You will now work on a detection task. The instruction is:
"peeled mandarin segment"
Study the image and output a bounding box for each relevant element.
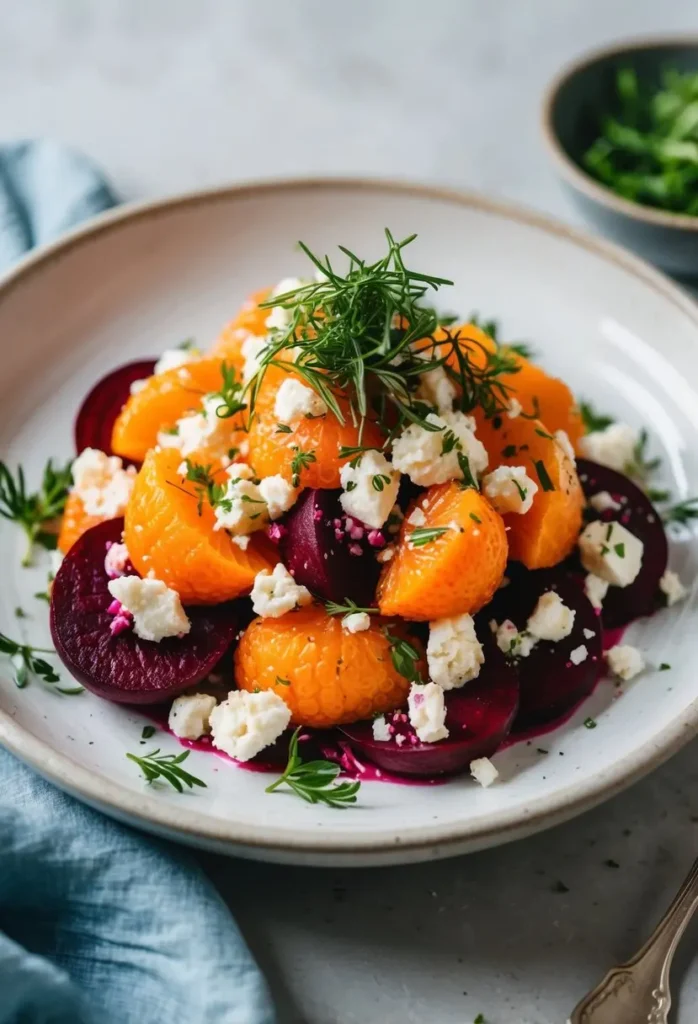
[234,606,418,728]
[124,448,274,604]
[111,359,228,464]
[247,372,384,489]
[208,287,273,366]
[474,414,583,569]
[377,483,508,621]
[57,491,106,555]
[498,353,585,448]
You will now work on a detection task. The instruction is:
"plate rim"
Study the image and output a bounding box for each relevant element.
[1,174,698,858]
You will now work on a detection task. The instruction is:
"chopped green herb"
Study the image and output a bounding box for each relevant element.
[290,446,317,488]
[579,400,614,434]
[265,726,360,808]
[179,459,226,515]
[473,1015,487,1024]
[513,479,528,502]
[457,452,478,490]
[141,725,156,740]
[648,487,671,503]
[276,423,293,434]
[441,428,461,455]
[614,542,625,558]
[534,427,554,440]
[408,526,450,547]
[552,880,570,894]
[533,459,555,492]
[209,362,247,420]
[624,428,660,484]
[469,512,482,524]
[501,444,517,457]
[325,599,378,617]
[662,497,698,526]
[660,662,671,671]
[14,607,26,619]
[345,480,357,492]
[584,717,597,729]
[385,630,422,684]
[126,748,206,792]
[338,444,378,460]
[605,859,620,869]
[275,676,291,687]
[0,459,72,566]
[0,631,81,694]
[371,473,392,492]
[178,337,197,351]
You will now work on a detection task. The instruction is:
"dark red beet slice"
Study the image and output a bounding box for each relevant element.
[576,459,668,627]
[50,517,236,704]
[340,633,519,777]
[279,488,380,605]
[75,360,156,456]
[485,564,603,729]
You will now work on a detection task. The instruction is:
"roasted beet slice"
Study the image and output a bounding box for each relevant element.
[340,634,519,777]
[486,564,603,729]
[279,488,380,605]
[576,459,668,627]
[50,517,236,704]
[75,360,156,456]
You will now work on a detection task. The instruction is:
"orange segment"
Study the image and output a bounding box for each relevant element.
[209,287,272,367]
[235,605,421,727]
[57,492,106,554]
[124,448,274,604]
[377,484,508,621]
[248,370,385,489]
[111,359,228,464]
[474,413,583,569]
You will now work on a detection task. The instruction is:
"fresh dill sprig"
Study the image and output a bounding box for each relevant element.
[209,362,247,420]
[468,313,536,360]
[579,400,614,434]
[325,599,379,617]
[265,727,360,808]
[290,446,317,487]
[126,748,207,792]
[179,459,226,514]
[662,496,698,525]
[0,631,82,694]
[0,459,72,566]
[249,232,516,432]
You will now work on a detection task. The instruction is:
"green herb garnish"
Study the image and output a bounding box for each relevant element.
[0,631,81,694]
[179,459,226,514]
[385,630,422,683]
[624,428,661,484]
[584,717,597,729]
[290,446,317,488]
[408,526,450,547]
[0,459,72,566]
[660,663,671,671]
[325,599,379,617]
[265,726,360,808]
[533,459,555,492]
[579,400,614,434]
[208,362,247,420]
[141,725,156,740]
[127,748,206,792]
[662,497,698,525]
[274,676,291,687]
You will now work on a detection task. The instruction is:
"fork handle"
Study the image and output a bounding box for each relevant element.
[628,855,698,981]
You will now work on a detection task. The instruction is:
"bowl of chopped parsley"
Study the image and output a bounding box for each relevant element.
[542,37,698,278]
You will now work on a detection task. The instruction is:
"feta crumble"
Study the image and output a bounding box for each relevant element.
[482,465,538,515]
[372,715,391,742]
[413,359,457,414]
[274,377,328,424]
[583,627,596,640]
[584,572,609,610]
[526,591,575,642]
[168,693,217,740]
[391,410,488,487]
[241,334,270,382]
[578,520,644,587]
[588,490,623,514]
[606,644,645,681]
[342,611,371,633]
[407,506,427,527]
[154,346,200,376]
[470,757,499,788]
[71,447,137,518]
[554,429,575,464]
[251,563,312,618]
[264,277,307,332]
[104,542,130,579]
[107,576,191,642]
[569,644,588,665]
[214,477,268,535]
[659,569,687,607]
[493,619,536,658]
[506,397,523,419]
[210,689,291,761]
[578,423,638,473]
[407,682,449,743]
[339,449,400,529]
[226,462,255,481]
[175,393,238,459]
[426,613,484,690]
[258,475,298,520]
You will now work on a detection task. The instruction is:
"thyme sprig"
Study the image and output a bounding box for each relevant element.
[0,631,82,694]
[662,497,698,525]
[408,526,451,547]
[325,599,379,617]
[126,748,206,792]
[265,727,360,808]
[0,459,72,566]
[177,459,226,515]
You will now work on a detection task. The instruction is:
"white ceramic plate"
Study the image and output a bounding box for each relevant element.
[1,179,697,867]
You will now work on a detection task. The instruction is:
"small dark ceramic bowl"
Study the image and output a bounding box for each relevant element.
[542,37,698,279]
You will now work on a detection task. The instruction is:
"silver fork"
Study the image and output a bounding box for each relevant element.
[569,856,698,1023]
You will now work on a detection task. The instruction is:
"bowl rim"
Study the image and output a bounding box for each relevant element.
[541,34,698,232]
[2,174,698,860]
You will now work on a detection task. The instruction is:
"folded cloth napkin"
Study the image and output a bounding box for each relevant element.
[0,140,276,1024]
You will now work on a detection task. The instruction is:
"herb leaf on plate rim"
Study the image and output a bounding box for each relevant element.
[265,726,361,808]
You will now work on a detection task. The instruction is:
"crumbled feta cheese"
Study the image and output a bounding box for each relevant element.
[104,542,130,579]
[506,397,523,419]
[569,644,588,665]
[342,611,371,633]
[274,377,328,424]
[71,447,137,518]
[107,576,191,642]
[407,506,427,527]
[251,563,312,618]
[232,535,250,550]
[482,465,538,515]
[214,477,268,535]
[494,619,536,658]
[372,715,391,742]
[426,613,484,690]
[606,644,645,681]
[659,569,687,607]
[584,572,609,610]
[583,627,596,640]
[470,757,499,787]
[241,334,270,382]
[226,462,255,481]
[391,410,489,487]
[154,346,200,376]
[258,475,298,520]
[130,378,147,395]
[578,423,638,473]
[414,361,457,414]
[175,393,237,459]
[168,693,217,740]
[588,490,623,513]
[50,550,64,576]
[554,429,576,464]
[264,277,308,332]
[407,682,449,743]
[527,591,575,642]
[339,449,400,529]
[578,520,644,587]
[376,544,395,563]
[210,689,291,761]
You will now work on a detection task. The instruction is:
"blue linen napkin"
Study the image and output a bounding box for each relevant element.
[0,140,276,1024]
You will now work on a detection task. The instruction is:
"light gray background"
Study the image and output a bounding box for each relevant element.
[4,2,698,1021]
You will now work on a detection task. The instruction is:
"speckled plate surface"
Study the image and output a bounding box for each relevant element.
[1,178,697,867]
